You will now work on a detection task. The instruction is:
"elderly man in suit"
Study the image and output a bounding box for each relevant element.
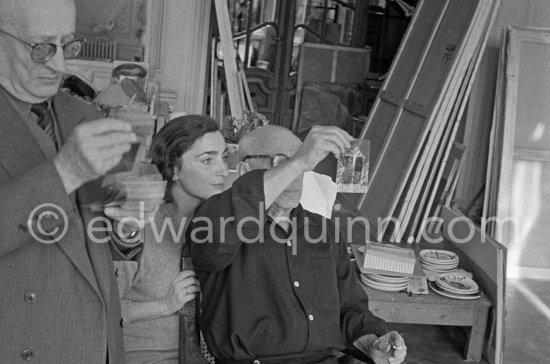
[0,0,138,362]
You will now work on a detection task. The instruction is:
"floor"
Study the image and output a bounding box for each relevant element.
[364,278,550,364]
[502,278,550,363]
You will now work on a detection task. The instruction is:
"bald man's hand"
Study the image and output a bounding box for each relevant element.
[54,118,137,194]
[354,331,407,364]
[291,125,353,171]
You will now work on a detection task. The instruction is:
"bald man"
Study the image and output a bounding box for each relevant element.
[0,0,135,362]
[189,125,407,364]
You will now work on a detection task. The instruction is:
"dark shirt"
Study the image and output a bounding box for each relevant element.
[188,169,387,361]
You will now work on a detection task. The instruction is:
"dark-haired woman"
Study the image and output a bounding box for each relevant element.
[117,114,228,363]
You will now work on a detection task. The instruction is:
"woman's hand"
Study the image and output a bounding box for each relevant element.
[163,270,201,313]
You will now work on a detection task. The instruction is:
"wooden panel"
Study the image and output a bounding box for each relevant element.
[361,110,427,240]
[335,49,371,84]
[483,28,508,231]
[406,0,478,109]
[438,206,506,364]
[298,46,334,83]
[368,299,476,326]
[332,194,376,244]
[514,35,550,150]
[214,0,245,119]
[421,142,466,236]
[296,43,371,85]
[361,0,450,164]
[366,100,399,165]
[388,0,487,228]
[408,0,500,241]
[356,0,491,241]
[495,27,550,244]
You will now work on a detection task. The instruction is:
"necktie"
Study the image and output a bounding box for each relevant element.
[31,102,58,150]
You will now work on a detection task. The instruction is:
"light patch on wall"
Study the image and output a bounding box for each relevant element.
[530,122,546,142]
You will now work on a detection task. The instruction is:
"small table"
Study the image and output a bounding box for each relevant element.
[362,284,491,361]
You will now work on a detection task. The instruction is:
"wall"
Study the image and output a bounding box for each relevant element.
[74,0,147,61]
[144,0,212,114]
[71,0,212,114]
[456,0,550,279]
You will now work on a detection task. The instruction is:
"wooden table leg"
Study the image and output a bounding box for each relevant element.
[465,305,490,361]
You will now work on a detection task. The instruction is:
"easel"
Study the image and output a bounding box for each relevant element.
[212,0,255,123]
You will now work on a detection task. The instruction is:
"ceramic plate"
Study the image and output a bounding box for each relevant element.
[429,282,482,300]
[421,265,457,273]
[420,265,458,273]
[364,273,409,284]
[420,249,459,263]
[437,273,479,293]
[363,280,408,292]
[361,275,408,288]
[436,280,478,295]
[420,258,459,266]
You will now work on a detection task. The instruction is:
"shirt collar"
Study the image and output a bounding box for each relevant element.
[266,204,321,229]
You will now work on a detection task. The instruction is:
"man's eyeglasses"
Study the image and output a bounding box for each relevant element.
[242,154,289,167]
[0,28,85,63]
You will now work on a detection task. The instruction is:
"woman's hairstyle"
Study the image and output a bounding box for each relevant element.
[149,114,220,182]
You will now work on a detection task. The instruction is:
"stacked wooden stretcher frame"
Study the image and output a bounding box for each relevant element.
[483,27,550,243]
[356,0,501,243]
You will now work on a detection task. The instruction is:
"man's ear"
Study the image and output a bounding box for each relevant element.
[237,161,251,176]
[172,167,180,181]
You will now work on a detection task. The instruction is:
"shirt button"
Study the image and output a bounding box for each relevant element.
[20,348,33,361]
[293,281,300,287]
[24,290,38,303]
[308,314,314,321]
[286,240,292,247]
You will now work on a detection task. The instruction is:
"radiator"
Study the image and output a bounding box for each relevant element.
[79,38,117,61]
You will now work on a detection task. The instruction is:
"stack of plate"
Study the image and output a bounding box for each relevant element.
[360,273,409,292]
[429,272,482,299]
[419,249,459,273]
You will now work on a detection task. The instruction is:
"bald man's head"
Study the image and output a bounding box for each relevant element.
[238,125,302,161]
[0,1,18,29]
[238,125,304,211]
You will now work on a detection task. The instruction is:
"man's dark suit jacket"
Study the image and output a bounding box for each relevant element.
[0,87,124,363]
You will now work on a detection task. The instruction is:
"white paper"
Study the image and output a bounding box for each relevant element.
[300,171,337,219]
